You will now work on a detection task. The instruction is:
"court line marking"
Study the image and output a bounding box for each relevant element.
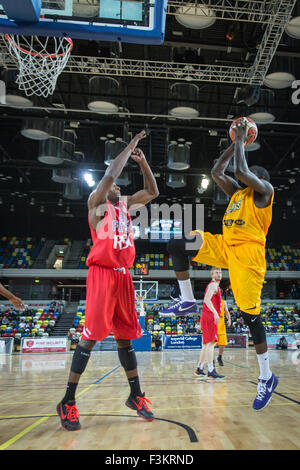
[0,413,198,444]
[0,365,121,451]
[92,365,120,384]
[0,417,48,451]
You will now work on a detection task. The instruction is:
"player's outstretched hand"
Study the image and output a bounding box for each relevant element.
[9,295,26,311]
[131,147,146,165]
[129,130,147,152]
[232,119,247,142]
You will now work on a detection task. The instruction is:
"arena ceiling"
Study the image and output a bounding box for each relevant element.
[0,0,300,236]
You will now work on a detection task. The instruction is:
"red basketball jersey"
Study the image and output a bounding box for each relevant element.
[86,200,135,269]
[202,281,222,317]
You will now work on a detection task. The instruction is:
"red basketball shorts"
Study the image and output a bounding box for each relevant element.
[200,312,218,344]
[82,265,142,342]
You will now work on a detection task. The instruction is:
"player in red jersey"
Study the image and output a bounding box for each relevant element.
[57,130,159,430]
[194,267,226,379]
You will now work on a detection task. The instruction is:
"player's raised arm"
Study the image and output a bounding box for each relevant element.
[203,282,220,324]
[88,130,147,211]
[233,121,273,198]
[0,282,25,310]
[127,148,159,210]
[211,142,241,197]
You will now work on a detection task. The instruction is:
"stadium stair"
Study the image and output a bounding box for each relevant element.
[51,302,78,337]
[31,240,56,268]
[62,240,86,269]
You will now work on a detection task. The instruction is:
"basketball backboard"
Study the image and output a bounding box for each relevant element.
[133,279,158,302]
[0,0,168,44]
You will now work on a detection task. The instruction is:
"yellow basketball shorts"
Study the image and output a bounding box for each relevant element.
[217,333,227,346]
[191,230,266,316]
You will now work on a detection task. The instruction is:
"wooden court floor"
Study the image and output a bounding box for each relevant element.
[0,348,299,450]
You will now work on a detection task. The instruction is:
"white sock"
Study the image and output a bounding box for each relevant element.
[257,351,272,381]
[178,279,195,302]
[198,362,204,370]
[208,363,214,373]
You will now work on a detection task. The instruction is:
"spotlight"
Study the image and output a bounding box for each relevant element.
[83,172,95,188]
[201,176,210,189]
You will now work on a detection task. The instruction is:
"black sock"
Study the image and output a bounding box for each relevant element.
[128,376,142,398]
[62,382,78,404]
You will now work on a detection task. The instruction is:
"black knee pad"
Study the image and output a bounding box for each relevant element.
[167,238,183,255]
[241,312,266,345]
[70,344,91,375]
[167,238,192,272]
[118,345,137,371]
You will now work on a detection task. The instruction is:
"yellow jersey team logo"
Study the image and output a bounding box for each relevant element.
[225,197,244,216]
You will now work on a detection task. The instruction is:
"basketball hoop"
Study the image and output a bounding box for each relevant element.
[136,295,146,316]
[4,34,73,98]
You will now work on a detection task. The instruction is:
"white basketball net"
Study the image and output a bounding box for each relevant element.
[4,34,73,98]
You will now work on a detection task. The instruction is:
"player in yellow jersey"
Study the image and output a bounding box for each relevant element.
[216,297,231,367]
[162,120,278,411]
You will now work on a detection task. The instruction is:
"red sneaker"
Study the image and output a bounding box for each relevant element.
[57,400,81,431]
[125,393,154,421]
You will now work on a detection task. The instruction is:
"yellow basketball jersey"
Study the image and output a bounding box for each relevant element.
[217,300,226,335]
[222,187,274,246]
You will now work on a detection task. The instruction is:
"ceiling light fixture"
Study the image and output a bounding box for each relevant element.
[175,5,216,30]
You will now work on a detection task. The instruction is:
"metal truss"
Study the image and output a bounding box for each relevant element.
[249,0,298,83]
[167,0,293,24]
[0,0,297,86]
[48,57,252,84]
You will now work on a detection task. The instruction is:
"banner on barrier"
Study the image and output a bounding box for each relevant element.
[266,333,298,350]
[21,337,68,353]
[163,335,202,350]
[226,334,248,349]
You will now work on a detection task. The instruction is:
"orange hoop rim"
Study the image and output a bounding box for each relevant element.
[136,296,145,301]
[4,34,73,59]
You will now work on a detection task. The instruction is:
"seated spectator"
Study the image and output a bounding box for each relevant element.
[154,334,162,351]
[291,284,299,299]
[1,315,9,325]
[18,320,26,329]
[276,336,288,350]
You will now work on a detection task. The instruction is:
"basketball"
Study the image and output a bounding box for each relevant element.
[229,116,258,146]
